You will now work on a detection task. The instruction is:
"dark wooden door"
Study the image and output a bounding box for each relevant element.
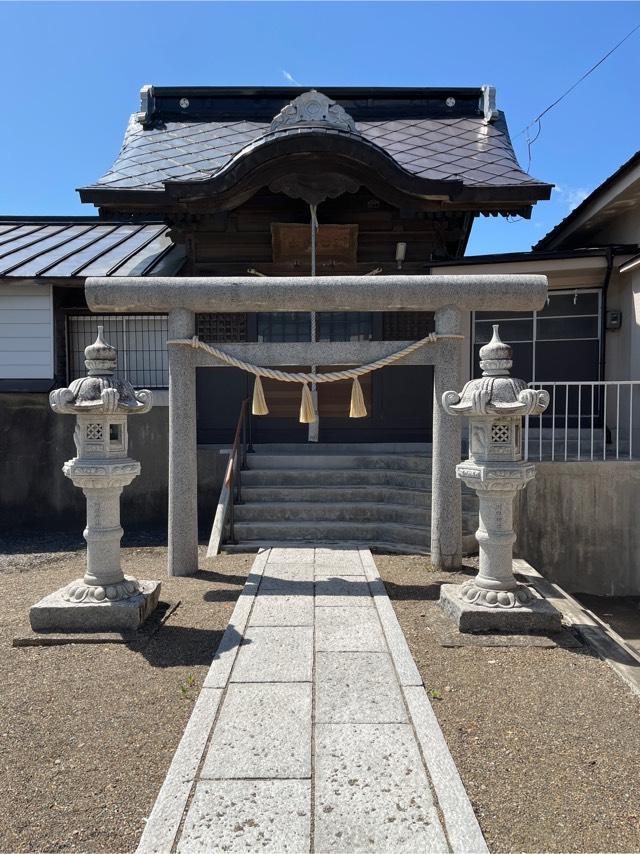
[319,365,433,442]
[196,364,433,444]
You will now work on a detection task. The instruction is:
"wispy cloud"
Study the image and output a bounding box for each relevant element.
[554,184,591,213]
[281,69,300,85]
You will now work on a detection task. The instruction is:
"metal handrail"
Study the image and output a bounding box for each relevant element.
[207,398,251,555]
[225,398,251,544]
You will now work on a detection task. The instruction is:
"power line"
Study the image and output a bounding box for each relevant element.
[516,21,640,141]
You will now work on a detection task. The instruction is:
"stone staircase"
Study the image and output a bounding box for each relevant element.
[224,443,478,554]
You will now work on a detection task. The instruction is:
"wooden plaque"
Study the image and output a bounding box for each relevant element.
[271,223,358,267]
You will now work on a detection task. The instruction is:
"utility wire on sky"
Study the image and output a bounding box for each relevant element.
[517,20,640,176]
[506,20,640,224]
[517,20,640,143]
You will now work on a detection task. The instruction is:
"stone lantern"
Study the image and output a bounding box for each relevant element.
[30,327,161,632]
[438,325,560,632]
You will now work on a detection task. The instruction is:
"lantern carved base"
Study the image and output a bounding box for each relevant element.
[459,580,534,608]
[61,575,142,603]
[439,583,562,634]
[29,579,161,633]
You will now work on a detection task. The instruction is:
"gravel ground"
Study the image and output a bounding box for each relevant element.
[0,541,252,854]
[376,554,640,854]
[2,543,640,854]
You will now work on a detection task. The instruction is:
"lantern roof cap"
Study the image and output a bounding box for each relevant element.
[49,327,152,416]
[442,324,549,418]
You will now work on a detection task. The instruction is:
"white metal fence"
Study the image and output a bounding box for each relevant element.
[524,381,640,461]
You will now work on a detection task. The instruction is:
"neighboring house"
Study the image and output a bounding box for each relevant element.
[430,151,640,595]
[2,84,638,593]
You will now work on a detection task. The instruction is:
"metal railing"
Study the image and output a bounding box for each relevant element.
[524,381,640,462]
[207,398,252,555]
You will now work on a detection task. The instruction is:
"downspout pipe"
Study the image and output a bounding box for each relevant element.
[599,247,614,383]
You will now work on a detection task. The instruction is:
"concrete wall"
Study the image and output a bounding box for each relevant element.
[0,394,228,535]
[516,461,640,596]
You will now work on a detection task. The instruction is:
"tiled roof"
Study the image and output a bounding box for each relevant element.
[81,87,549,199]
[0,220,184,278]
[86,113,544,193]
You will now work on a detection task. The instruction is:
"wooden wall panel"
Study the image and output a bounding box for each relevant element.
[260,369,310,418]
[317,370,372,419]
[175,187,466,274]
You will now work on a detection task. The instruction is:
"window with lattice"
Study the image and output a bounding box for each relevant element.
[491,423,511,444]
[197,313,247,343]
[383,312,434,341]
[86,423,103,441]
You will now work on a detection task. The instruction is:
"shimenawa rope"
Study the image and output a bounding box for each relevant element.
[168,333,462,423]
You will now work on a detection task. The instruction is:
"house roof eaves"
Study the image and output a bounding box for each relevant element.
[534,150,640,250]
[429,245,637,268]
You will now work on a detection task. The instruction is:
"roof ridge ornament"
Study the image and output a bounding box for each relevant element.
[481,84,498,124]
[270,90,357,134]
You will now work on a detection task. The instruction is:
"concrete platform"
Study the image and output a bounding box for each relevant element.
[439,582,562,634]
[136,547,488,854]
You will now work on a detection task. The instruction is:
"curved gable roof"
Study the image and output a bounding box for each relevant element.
[79,86,551,213]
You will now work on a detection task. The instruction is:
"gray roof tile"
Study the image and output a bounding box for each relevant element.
[83,109,545,193]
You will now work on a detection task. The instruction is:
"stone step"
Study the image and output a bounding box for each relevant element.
[220,443,479,557]
[235,501,482,527]
[232,520,430,548]
[246,454,432,472]
[224,536,478,556]
[223,539,431,555]
[241,467,433,489]
[249,442,433,454]
[240,485,479,511]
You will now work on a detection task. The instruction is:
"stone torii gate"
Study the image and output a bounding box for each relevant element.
[85,274,547,576]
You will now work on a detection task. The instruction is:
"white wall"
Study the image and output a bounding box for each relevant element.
[0,283,53,379]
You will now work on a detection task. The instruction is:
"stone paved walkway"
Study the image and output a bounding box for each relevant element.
[137,547,487,853]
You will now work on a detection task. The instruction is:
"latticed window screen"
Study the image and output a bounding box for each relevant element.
[257,313,312,342]
[86,423,103,441]
[383,312,434,341]
[491,424,511,444]
[197,313,247,343]
[67,314,168,388]
[257,312,373,343]
[317,313,373,342]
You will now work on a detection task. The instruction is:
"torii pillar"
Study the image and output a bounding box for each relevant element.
[431,306,463,570]
[168,308,199,576]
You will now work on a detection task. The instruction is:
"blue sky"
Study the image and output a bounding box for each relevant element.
[1,1,638,254]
